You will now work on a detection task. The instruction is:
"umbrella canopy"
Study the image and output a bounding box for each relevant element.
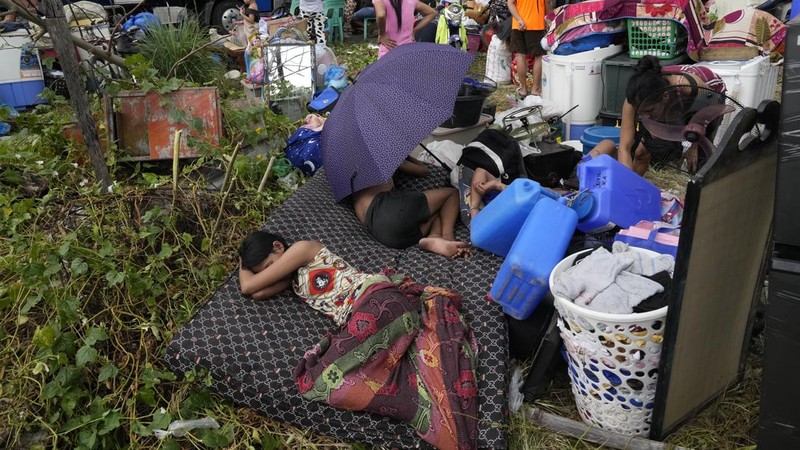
[321,43,474,202]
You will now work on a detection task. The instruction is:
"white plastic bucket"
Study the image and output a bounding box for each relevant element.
[542,45,624,133]
[695,56,780,109]
[550,247,668,437]
[541,54,551,100]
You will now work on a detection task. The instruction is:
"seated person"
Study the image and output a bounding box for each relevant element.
[352,156,470,258]
[2,0,38,22]
[350,4,375,34]
[591,55,726,175]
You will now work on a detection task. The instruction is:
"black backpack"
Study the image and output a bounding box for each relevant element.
[457,128,526,184]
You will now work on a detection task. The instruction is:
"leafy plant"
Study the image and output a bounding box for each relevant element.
[136,19,225,84]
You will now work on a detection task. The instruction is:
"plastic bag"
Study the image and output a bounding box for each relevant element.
[485,35,511,84]
[153,417,220,440]
[285,127,322,175]
[324,65,348,91]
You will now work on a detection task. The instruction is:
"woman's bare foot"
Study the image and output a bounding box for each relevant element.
[419,237,470,258]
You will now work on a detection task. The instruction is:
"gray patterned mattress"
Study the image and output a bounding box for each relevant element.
[164,167,508,448]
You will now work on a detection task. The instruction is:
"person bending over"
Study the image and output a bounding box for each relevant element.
[353,156,469,258]
[590,56,726,175]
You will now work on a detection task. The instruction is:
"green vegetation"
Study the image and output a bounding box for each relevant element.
[0,37,761,449]
[136,19,226,84]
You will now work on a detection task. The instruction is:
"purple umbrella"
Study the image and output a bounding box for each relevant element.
[321,42,474,202]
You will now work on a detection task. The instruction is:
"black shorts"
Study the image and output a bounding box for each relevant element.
[510,29,546,56]
[364,190,431,249]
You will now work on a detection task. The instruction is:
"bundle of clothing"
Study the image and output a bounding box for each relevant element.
[294,272,479,450]
[551,242,675,314]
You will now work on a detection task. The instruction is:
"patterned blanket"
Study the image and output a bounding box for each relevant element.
[545,0,786,59]
[703,8,786,57]
[294,274,479,450]
[546,0,707,56]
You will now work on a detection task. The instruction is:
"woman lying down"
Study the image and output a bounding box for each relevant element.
[238,230,479,450]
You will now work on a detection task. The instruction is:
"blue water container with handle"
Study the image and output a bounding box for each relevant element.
[490,197,578,320]
[470,178,561,257]
[577,154,661,233]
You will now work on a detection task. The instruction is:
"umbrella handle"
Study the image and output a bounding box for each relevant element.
[419,143,452,172]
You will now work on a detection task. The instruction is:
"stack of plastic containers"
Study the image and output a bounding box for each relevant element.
[471,179,579,319]
[472,155,663,320]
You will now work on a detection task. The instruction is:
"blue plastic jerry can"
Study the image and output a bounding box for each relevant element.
[577,155,661,233]
[470,178,560,257]
[490,197,578,320]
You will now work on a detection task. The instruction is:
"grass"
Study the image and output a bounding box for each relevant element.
[0,41,763,450]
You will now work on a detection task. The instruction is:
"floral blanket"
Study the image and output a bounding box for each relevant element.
[294,274,479,450]
[703,8,786,57]
[546,0,706,55]
[545,0,785,60]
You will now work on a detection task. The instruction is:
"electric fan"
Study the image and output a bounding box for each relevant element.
[635,84,743,173]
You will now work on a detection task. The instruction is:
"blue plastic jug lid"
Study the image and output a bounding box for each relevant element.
[559,191,594,219]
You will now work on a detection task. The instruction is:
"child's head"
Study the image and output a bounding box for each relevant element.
[239,230,289,272]
[626,55,669,109]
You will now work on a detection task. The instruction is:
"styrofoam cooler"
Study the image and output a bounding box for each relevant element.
[0,30,45,109]
[695,56,780,108]
[542,45,624,140]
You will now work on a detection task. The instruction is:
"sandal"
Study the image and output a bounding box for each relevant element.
[515,87,528,101]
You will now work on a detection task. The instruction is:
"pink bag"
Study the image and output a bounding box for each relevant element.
[615,221,680,258]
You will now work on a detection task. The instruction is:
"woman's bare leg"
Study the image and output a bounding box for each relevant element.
[419,188,460,241]
[632,143,651,176]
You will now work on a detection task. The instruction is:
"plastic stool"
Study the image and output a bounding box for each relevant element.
[363,16,374,40]
[324,0,345,43]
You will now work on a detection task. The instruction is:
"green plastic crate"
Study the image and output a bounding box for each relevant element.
[627,19,687,59]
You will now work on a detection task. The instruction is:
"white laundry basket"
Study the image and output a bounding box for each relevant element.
[550,248,668,437]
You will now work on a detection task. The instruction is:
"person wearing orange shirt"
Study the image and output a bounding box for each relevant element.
[507,0,551,98]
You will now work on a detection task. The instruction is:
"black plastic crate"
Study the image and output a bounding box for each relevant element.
[597,110,622,127]
[602,52,691,116]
